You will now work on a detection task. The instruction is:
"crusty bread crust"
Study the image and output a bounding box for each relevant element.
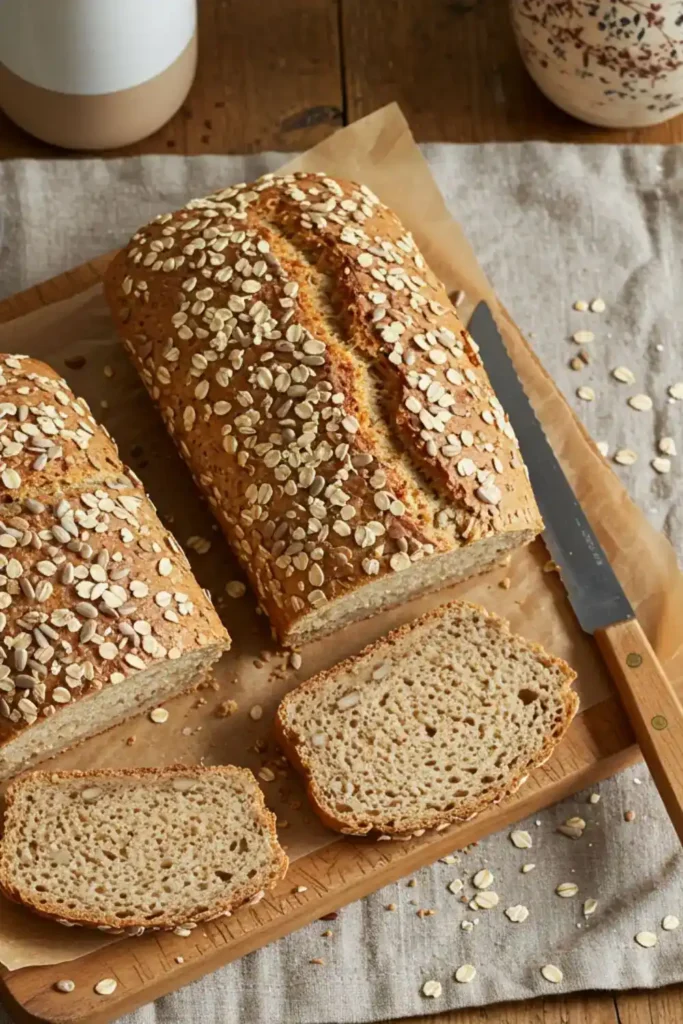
[0,764,288,932]
[275,599,578,835]
[105,173,542,646]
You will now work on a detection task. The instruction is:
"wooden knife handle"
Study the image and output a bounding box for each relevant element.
[595,618,683,843]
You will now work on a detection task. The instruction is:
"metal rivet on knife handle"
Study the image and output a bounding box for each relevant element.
[626,653,643,668]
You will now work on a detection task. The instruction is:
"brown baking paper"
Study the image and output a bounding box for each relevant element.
[1,103,682,972]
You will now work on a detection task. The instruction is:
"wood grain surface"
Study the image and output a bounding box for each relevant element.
[0,1,681,1022]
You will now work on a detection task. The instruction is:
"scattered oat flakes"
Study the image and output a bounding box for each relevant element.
[612,366,635,385]
[628,394,653,412]
[295,885,308,893]
[461,919,474,932]
[566,816,586,830]
[652,457,671,475]
[614,449,638,466]
[322,929,333,938]
[505,904,529,923]
[455,964,477,984]
[578,348,591,365]
[573,330,594,344]
[499,576,511,589]
[583,898,598,917]
[573,300,589,312]
[473,869,494,889]
[668,382,683,401]
[589,793,601,804]
[453,289,466,307]
[590,298,606,313]
[422,979,442,998]
[440,854,458,865]
[635,931,657,948]
[175,956,184,964]
[94,978,117,996]
[541,964,563,984]
[510,829,532,849]
[215,699,238,718]
[407,879,416,888]
[624,810,636,822]
[258,767,275,782]
[290,651,302,670]
[522,863,536,873]
[596,441,609,457]
[310,958,325,966]
[55,980,75,993]
[103,365,114,378]
[474,891,499,910]
[149,707,169,724]
[174,927,192,937]
[226,580,246,598]
[556,882,579,898]
[249,704,263,721]
[577,386,595,402]
[386,903,397,911]
[570,357,584,371]
[658,437,676,456]
[448,879,464,894]
[662,915,679,931]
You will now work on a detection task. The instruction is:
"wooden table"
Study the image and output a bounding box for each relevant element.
[0,3,681,1024]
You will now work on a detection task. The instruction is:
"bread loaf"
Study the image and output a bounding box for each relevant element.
[0,764,287,931]
[105,173,542,646]
[0,354,230,780]
[275,600,577,835]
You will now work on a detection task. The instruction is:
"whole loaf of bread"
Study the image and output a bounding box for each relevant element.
[105,173,542,646]
[0,354,230,779]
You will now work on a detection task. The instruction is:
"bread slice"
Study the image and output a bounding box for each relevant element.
[276,601,578,835]
[0,765,288,932]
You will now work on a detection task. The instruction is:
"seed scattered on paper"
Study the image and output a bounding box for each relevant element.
[662,916,680,931]
[149,708,168,724]
[541,964,563,984]
[628,394,653,412]
[556,882,579,898]
[522,863,536,873]
[448,879,464,894]
[658,437,676,456]
[583,898,598,917]
[455,964,477,984]
[570,356,584,371]
[461,919,474,932]
[510,830,532,849]
[589,793,601,804]
[440,854,457,865]
[422,980,442,998]
[668,382,683,400]
[577,386,595,402]
[573,299,589,311]
[473,869,494,890]
[614,449,638,466]
[175,956,184,964]
[596,441,609,457]
[590,298,606,313]
[573,330,595,344]
[635,931,658,948]
[624,810,636,822]
[612,366,635,385]
[651,457,671,474]
[505,904,530,923]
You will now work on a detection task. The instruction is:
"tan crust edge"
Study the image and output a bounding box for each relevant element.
[275,599,579,835]
[0,763,288,932]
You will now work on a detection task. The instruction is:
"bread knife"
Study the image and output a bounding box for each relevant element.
[469,300,683,842]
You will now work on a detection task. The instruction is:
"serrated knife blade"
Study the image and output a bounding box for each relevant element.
[468,300,683,844]
[468,301,633,634]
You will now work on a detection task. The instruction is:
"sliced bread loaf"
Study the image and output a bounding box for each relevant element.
[0,765,288,932]
[275,601,578,835]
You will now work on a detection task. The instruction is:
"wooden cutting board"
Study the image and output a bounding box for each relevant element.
[0,258,642,1024]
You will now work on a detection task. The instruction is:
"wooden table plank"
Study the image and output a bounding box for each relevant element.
[0,0,343,157]
[341,0,683,145]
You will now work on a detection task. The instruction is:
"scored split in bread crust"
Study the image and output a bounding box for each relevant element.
[0,354,230,778]
[0,764,288,932]
[275,600,578,835]
[105,173,543,646]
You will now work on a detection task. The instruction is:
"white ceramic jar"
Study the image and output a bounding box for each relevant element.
[0,0,197,150]
[511,0,683,129]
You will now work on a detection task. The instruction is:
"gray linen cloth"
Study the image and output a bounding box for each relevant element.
[0,145,681,1023]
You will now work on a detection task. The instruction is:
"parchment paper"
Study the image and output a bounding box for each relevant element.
[0,104,682,973]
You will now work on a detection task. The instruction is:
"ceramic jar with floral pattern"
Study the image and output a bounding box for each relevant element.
[511,1,683,128]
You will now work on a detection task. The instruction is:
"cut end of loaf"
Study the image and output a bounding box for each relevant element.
[276,600,578,835]
[0,764,288,931]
